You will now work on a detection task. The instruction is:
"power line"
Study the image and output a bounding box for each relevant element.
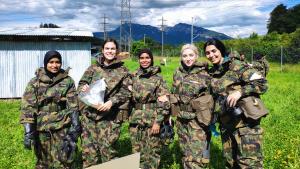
[120,0,132,52]
[100,14,109,40]
[158,16,167,57]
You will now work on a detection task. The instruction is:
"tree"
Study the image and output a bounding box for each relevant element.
[267,4,288,34]
[131,41,149,58]
[286,28,300,63]
[40,23,60,28]
[43,23,49,28]
[268,4,300,34]
[287,4,300,33]
[249,32,259,39]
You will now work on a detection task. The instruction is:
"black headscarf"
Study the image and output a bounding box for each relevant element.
[43,50,62,78]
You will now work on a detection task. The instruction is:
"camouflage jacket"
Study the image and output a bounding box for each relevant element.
[172,62,211,119]
[20,68,78,132]
[209,57,268,113]
[252,57,269,77]
[78,58,132,121]
[130,66,170,125]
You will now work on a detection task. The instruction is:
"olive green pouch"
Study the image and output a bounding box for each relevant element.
[191,94,214,126]
[170,94,180,116]
[239,96,268,120]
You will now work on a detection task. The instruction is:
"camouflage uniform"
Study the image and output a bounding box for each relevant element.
[78,58,131,168]
[252,57,269,77]
[172,62,211,169]
[129,66,170,169]
[20,68,78,169]
[209,57,268,169]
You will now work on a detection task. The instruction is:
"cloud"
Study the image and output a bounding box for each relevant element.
[0,0,296,37]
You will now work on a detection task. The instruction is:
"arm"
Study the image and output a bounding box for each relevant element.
[110,73,132,106]
[66,79,81,141]
[20,78,38,150]
[155,77,171,124]
[240,67,268,96]
[77,66,94,92]
[227,65,268,107]
[20,78,37,124]
[98,73,132,111]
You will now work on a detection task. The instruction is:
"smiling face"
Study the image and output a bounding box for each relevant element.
[139,52,152,69]
[181,48,198,67]
[102,42,117,64]
[205,45,223,65]
[46,57,61,74]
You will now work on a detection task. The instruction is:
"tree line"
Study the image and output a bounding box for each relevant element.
[268,4,300,34]
[130,3,300,63]
[39,23,60,28]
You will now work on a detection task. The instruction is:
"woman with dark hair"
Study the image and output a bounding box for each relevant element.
[171,44,213,168]
[129,48,170,169]
[20,50,80,168]
[204,38,268,168]
[78,38,132,168]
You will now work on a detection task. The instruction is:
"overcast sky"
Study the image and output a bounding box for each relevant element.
[0,0,298,38]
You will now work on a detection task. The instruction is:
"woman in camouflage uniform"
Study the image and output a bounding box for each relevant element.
[204,38,268,168]
[20,50,80,169]
[129,48,170,169]
[172,44,213,169]
[78,38,132,168]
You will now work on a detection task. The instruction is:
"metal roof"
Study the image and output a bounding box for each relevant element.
[0,28,93,37]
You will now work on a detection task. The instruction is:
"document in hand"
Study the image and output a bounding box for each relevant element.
[79,79,106,106]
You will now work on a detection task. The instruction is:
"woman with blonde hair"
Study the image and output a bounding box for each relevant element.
[171,44,213,168]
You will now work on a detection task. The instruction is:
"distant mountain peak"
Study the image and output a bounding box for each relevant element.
[94,22,232,45]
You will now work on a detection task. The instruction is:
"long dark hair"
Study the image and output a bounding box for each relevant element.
[203,38,228,57]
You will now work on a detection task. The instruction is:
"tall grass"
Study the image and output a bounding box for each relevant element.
[0,57,299,168]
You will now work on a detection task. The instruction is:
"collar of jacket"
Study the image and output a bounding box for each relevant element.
[179,61,208,74]
[210,56,231,76]
[35,67,70,84]
[136,65,161,78]
[97,56,124,69]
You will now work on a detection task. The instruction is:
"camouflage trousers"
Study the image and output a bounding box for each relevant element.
[221,120,264,169]
[176,118,210,169]
[81,115,121,168]
[34,127,72,169]
[129,124,162,169]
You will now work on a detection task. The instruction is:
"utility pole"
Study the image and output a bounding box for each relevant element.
[251,46,254,62]
[159,16,167,57]
[191,17,201,44]
[281,46,283,72]
[191,17,194,44]
[144,34,146,45]
[120,0,132,52]
[101,14,108,40]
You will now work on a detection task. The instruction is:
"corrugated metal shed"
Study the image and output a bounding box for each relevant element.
[0,28,93,37]
[0,28,93,98]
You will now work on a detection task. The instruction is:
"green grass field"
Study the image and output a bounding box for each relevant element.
[0,57,299,169]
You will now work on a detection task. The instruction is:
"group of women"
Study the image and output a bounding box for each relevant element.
[20,37,268,169]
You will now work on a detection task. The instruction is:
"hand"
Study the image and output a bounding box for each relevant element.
[68,111,81,142]
[96,100,113,112]
[60,136,77,163]
[81,84,90,92]
[151,123,160,135]
[23,123,36,150]
[24,133,35,150]
[227,91,242,107]
[158,95,169,103]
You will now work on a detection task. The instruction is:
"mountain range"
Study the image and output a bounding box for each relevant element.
[93,23,232,45]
